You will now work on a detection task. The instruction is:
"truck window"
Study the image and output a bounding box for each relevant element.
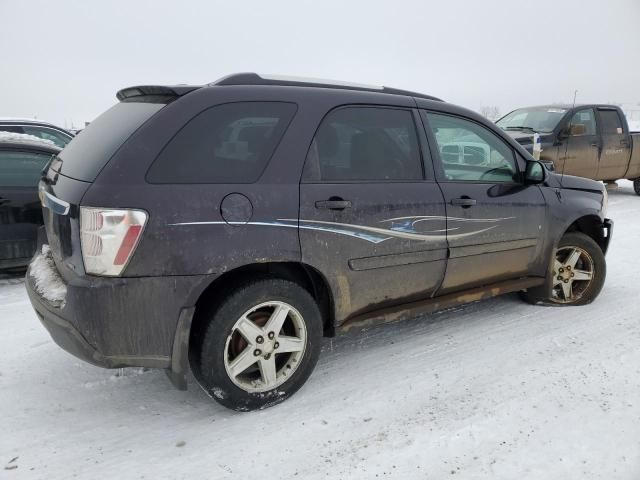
[303,106,424,182]
[569,109,596,136]
[598,110,624,134]
[147,102,296,184]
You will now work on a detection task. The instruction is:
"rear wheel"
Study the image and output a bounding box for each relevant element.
[634,178,640,195]
[521,232,606,306]
[193,278,323,411]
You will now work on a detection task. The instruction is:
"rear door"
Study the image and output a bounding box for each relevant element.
[561,108,600,178]
[299,106,448,323]
[0,149,51,266]
[596,108,631,180]
[421,111,547,293]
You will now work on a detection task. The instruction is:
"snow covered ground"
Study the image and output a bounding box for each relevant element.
[1,181,639,480]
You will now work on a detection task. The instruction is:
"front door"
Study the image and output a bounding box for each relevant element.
[0,149,50,266]
[421,111,547,293]
[596,108,631,180]
[299,106,448,323]
[560,108,600,178]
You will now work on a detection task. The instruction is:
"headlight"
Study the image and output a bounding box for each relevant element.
[602,186,608,217]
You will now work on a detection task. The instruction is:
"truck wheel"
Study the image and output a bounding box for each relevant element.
[634,178,640,195]
[194,278,322,411]
[521,232,606,306]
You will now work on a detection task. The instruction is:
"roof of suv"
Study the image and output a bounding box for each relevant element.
[116,72,443,103]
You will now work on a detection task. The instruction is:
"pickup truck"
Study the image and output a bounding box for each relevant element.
[496,104,640,194]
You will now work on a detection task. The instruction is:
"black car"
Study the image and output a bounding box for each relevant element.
[26,73,612,411]
[0,138,60,270]
[0,119,74,149]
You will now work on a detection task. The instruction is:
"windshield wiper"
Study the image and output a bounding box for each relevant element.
[503,126,538,133]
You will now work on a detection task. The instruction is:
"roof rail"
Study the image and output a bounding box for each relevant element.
[210,73,443,102]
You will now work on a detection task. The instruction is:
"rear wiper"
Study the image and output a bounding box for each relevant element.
[504,126,537,133]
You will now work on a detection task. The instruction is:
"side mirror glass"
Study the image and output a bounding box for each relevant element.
[525,160,546,184]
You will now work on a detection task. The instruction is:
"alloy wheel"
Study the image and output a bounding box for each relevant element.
[552,246,595,303]
[224,301,307,393]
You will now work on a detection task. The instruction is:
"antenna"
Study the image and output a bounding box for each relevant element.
[560,89,578,184]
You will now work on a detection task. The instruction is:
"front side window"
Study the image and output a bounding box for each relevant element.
[0,150,52,187]
[598,109,624,134]
[147,102,297,184]
[425,112,518,183]
[304,107,423,182]
[568,109,596,136]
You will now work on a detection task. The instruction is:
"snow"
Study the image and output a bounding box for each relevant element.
[27,245,67,307]
[0,131,57,148]
[1,181,639,479]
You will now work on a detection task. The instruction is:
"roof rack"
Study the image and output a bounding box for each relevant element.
[210,73,443,102]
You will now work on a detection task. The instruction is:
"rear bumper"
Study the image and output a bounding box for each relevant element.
[27,279,160,369]
[602,218,614,255]
[25,246,207,379]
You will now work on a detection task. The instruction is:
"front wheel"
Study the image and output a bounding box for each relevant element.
[634,178,640,195]
[521,232,606,306]
[194,278,323,411]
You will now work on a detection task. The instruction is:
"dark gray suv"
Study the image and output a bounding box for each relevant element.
[26,73,613,411]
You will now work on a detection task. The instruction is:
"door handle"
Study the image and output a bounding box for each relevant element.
[590,142,600,148]
[450,197,476,208]
[0,197,9,206]
[315,198,352,210]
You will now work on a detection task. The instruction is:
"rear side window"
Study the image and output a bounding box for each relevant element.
[0,150,52,187]
[598,110,624,134]
[303,107,423,182]
[57,101,165,182]
[147,102,297,184]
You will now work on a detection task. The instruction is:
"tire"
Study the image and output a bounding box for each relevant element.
[193,278,323,411]
[521,232,606,306]
[634,178,640,196]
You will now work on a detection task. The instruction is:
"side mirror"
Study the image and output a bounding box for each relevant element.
[569,123,586,136]
[525,160,546,184]
[557,126,568,139]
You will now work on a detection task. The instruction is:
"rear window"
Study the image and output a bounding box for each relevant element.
[146,102,296,184]
[57,101,165,182]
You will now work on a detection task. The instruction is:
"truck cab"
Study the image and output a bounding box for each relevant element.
[496,104,640,191]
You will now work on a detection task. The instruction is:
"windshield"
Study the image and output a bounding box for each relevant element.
[496,107,567,133]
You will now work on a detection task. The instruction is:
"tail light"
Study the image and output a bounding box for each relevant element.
[80,207,148,276]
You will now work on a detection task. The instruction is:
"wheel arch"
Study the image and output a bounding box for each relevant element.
[562,214,607,252]
[188,262,336,357]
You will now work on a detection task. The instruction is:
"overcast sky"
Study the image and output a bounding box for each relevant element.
[1,0,639,128]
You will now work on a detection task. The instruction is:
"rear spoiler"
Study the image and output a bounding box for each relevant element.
[116,85,201,101]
